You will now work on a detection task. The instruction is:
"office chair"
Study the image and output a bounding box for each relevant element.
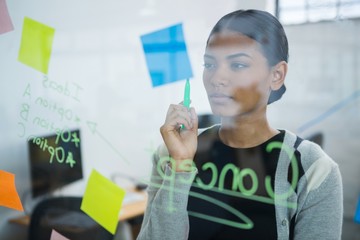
[197,114,221,129]
[28,196,113,240]
[305,132,324,147]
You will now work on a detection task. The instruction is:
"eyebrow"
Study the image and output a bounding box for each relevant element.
[204,54,215,60]
[204,52,252,60]
[227,52,252,60]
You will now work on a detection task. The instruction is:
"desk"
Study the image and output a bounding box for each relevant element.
[9,190,147,226]
[119,190,147,221]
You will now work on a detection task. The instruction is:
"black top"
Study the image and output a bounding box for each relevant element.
[188,126,288,240]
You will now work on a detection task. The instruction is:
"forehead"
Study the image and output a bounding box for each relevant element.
[206,31,262,55]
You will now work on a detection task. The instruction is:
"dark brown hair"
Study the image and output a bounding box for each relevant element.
[207,9,288,104]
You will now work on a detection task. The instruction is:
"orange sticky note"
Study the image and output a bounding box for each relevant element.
[18,17,55,74]
[80,169,126,234]
[0,0,14,34]
[50,230,70,240]
[0,170,24,211]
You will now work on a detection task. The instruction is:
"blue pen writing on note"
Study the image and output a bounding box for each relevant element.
[181,79,190,129]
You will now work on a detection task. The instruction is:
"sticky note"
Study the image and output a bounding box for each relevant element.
[0,0,14,34]
[18,17,55,74]
[355,195,360,224]
[50,230,69,240]
[0,170,24,211]
[141,23,193,87]
[80,169,126,234]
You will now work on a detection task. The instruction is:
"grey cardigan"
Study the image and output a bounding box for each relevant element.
[137,129,343,240]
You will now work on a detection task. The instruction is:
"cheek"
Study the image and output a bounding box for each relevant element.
[233,70,272,97]
[232,84,262,106]
[202,71,211,91]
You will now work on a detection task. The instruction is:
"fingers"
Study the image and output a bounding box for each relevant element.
[178,100,192,105]
[189,107,198,130]
[163,104,196,131]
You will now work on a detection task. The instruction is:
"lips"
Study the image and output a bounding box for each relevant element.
[209,92,232,103]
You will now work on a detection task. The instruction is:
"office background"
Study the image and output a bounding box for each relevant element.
[0,0,359,239]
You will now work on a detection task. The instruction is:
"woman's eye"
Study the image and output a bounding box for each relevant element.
[230,62,247,70]
[203,63,216,70]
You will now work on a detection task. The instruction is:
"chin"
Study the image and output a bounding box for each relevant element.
[210,104,243,117]
[210,103,260,118]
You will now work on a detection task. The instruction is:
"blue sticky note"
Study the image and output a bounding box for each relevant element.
[141,23,193,87]
[355,195,360,224]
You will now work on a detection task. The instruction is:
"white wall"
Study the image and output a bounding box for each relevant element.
[239,18,360,239]
[272,19,360,238]
[2,0,359,239]
[0,0,269,239]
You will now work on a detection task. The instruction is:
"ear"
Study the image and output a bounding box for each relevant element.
[270,61,287,91]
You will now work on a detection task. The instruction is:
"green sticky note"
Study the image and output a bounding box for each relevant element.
[18,17,55,74]
[80,169,126,235]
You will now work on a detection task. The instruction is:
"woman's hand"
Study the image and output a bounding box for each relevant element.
[160,103,198,172]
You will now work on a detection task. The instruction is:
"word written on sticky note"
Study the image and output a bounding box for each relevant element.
[0,0,14,34]
[50,230,70,240]
[81,169,126,234]
[18,17,55,74]
[0,170,24,211]
[140,23,193,87]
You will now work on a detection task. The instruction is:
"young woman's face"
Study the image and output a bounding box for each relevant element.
[203,31,273,117]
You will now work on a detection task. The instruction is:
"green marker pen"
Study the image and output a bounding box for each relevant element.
[181,79,190,129]
[183,78,191,108]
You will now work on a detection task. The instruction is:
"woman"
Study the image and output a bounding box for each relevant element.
[137,9,343,240]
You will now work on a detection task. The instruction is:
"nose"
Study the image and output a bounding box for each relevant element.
[207,63,230,88]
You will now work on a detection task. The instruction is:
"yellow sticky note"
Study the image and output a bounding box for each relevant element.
[80,169,125,235]
[18,17,55,74]
[0,170,24,211]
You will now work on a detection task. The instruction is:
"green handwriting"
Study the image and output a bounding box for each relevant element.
[18,77,82,139]
[151,140,299,229]
[29,128,80,168]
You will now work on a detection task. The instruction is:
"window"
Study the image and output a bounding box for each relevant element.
[278,0,360,24]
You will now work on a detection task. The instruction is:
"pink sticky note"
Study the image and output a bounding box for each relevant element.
[50,230,70,240]
[0,170,24,211]
[0,0,14,34]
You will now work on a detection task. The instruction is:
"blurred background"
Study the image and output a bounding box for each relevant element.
[0,0,359,239]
